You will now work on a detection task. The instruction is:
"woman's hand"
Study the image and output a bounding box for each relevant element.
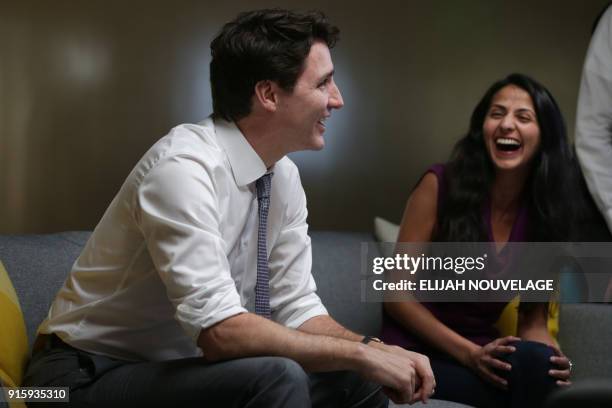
[518,319,571,386]
[466,336,520,390]
[549,344,572,386]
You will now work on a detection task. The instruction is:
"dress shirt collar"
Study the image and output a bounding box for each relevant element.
[213,117,268,187]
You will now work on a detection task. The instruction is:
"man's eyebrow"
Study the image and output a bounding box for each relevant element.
[318,69,335,82]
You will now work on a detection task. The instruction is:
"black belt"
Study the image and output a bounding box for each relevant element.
[32,333,70,354]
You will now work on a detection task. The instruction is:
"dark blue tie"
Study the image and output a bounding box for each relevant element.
[255,173,273,318]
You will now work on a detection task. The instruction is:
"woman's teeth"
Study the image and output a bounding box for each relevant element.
[495,138,521,151]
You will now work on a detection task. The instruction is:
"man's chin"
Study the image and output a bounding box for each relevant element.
[308,135,325,151]
[312,140,325,151]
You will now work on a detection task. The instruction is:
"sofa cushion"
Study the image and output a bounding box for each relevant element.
[0,230,382,343]
[544,378,612,407]
[0,259,28,403]
[0,232,91,345]
[558,303,612,381]
[374,217,399,252]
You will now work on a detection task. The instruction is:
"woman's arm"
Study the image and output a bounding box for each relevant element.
[384,173,480,366]
[386,173,523,389]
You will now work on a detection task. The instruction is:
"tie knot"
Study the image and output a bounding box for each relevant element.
[256,173,273,199]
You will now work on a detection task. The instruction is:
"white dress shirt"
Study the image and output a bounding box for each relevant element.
[576,5,612,233]
[39,117,328,361]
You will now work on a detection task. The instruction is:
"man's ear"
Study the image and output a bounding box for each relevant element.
[253,80,279,112]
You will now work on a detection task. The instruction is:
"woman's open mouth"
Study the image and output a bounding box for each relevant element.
[495,137,521,152]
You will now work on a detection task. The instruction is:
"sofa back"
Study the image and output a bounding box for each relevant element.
[0,230,383,345]
[310,231,382,336]
[558,303,612,380]
[0,232,89,344]
[2,231,611,384]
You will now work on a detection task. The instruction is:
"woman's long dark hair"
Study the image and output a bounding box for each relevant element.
[436,73,583,242]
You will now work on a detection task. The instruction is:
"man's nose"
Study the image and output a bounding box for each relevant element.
[329,80,344,109]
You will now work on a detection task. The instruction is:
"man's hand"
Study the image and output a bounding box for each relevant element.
[200,313,434,404]
[298,316,435,403]
[359,342,435,404]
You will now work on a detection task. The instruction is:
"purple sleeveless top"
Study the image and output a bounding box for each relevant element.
[380,164,529,351]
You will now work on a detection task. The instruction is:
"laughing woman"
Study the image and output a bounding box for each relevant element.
[381,74,578,408]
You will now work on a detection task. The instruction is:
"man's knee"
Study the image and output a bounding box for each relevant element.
[269,356,309,384]
[248,357,310,404]
[337,371,387,408]
[310,370,387,408]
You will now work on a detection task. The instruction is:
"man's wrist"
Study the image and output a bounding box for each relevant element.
[348,341,373,373]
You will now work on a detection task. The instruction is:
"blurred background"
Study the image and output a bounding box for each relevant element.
[1,0,609,233]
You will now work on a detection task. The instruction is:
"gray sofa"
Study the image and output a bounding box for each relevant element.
[1,230,611,407]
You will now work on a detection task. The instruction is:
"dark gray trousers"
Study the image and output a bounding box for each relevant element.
[23,336,388,408]
[429,340,558,408]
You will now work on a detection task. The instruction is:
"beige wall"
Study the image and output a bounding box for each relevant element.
[1,0,608,233]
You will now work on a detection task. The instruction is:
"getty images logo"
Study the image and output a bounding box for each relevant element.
[372,253,488,275]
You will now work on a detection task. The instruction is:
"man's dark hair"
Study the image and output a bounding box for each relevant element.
[210,9,339,121]
[591,2,611,34]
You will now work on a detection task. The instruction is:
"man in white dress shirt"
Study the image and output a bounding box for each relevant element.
[576,4,612,235]
[24,9,434,407]
[575,3,612,301]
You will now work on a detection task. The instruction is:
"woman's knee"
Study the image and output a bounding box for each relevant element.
[504,340,556,387]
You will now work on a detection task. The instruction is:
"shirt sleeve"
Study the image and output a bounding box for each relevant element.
[268,165,328,328]
[576,6,612,233]
[136,154,247,342]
